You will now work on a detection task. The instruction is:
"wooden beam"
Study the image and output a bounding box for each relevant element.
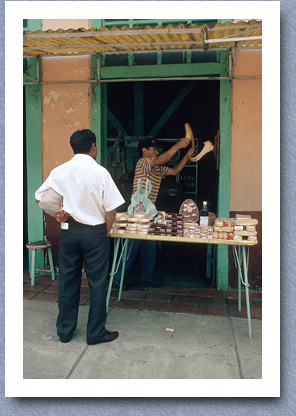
[148,81,196,137]
[24,47,234,58]
[25,58,43,269]
[107,108,129,138]
[134,82,144,136]
[230,42,243,79]
[216,74,232,290]
[101,62,223,80]
[23,74,39,84]
[204,36,262,44]
[91,55,108,166]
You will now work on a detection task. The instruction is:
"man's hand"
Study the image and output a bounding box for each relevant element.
[187,146,198,159]
[56,209,70,223]
[152,137,190,168]
[176,137,191,149]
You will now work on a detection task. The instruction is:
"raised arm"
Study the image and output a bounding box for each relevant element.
[151,138,190,168]
[166,147,193,176]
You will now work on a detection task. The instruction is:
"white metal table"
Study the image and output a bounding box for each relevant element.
[107,233,258,337]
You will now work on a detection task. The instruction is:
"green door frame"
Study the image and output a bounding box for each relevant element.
[25,63,44,269]
[91,55,107,165]
[217,79,231,289]
[100,62,223,80]
[216,51,231,289]
[91,19,219,28]
[148,81,197,137]
[24,19,43,269]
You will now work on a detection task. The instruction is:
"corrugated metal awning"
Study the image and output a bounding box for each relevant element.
[23,20,262,57]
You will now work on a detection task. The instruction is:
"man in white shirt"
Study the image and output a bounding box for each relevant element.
[35,129,125,345]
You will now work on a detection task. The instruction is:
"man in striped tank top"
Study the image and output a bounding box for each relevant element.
[113,136,193,290]
[133,137,191,203]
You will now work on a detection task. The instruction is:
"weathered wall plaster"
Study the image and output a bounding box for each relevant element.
[42,56,91,179]
[230,49,262,211]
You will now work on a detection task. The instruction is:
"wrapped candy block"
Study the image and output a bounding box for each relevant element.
[111,213,153,235]
[234,213,258,226]
[213,215,258,242]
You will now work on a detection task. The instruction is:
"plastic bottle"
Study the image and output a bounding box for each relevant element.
[200,201,209,226]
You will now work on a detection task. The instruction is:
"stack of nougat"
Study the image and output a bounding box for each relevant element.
[213,218,234,240]
[213,215,258,242]
[148,212,183,237]
[125,214,152,235]
[233,214,258,242]
[183,223,214,239]
[111,213,152,235]
[165,213,183,237]
[111,212,129,234]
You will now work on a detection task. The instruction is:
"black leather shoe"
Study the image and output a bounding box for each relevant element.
[59,334,73,343]
[87,330,119,346]
[112,280,129,291]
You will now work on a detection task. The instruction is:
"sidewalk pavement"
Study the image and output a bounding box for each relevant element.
[23,299,262,380]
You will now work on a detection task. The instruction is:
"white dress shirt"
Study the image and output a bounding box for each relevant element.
[35,154,125,226]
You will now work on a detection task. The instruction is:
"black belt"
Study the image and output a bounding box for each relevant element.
[67,217,105,229]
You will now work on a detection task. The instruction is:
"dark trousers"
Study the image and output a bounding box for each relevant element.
[56,219,110,343]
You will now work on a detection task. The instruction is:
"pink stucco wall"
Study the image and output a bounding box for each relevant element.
[230,49,262,211]
[42,56,91,179]
[41,20,92,179]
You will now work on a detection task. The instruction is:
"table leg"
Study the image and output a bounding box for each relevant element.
[242,246,252,338]
[106,237,121,312]
[118,239,135,301]
[232,245,252,338]
[238,246,242,311]
[30,249,36,286]
[233,246,243,311]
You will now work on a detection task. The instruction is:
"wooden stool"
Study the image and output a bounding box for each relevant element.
[26,240,56,286]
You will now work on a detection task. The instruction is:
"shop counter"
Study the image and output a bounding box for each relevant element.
[107,232,258,338]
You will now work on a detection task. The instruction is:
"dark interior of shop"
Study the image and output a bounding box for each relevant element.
[107,80,220,287]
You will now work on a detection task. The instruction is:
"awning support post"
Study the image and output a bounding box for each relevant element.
[230,41,243,80]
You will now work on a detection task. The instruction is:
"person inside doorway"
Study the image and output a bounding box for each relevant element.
[113,136,192,290]
[35,129,125,345]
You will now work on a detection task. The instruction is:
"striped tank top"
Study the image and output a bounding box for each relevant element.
[132,157,169,203]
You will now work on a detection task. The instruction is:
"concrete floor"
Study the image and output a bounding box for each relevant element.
[23,299,262,380]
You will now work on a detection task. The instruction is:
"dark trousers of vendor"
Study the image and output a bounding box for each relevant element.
[114,239,156,284]
[56,219,110,344]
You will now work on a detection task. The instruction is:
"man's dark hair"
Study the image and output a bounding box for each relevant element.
[70,129,96,154]
[137,137,157,158]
